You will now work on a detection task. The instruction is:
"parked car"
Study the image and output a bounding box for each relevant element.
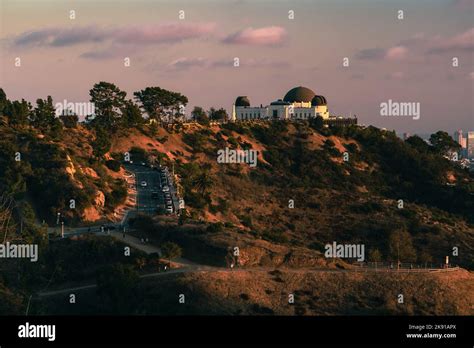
[140,181,147,187]
[166,200,172,205]
[162,186,170,192]
[166,206,173,214]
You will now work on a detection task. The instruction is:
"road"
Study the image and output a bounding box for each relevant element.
[123,163,179,214]
[126,164,162,213]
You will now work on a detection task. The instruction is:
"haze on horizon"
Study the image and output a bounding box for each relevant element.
[0,0,472,134]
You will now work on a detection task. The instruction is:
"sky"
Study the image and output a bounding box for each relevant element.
[0,0,472,134]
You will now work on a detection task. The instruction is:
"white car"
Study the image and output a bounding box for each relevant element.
[162,186,169,192]
[166,206,173,214]
[140,181,147,187]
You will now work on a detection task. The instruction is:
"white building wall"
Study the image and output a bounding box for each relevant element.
[268,105,291,120]
[234,101,330,121]
[290,107,314,120]
[235,107,267,120]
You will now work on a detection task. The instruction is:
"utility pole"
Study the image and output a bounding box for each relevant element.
[397,230,400,271]
[61,221,64,239]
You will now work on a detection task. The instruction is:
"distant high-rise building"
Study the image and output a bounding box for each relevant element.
[467,131,474,159]
[454,130,467,149]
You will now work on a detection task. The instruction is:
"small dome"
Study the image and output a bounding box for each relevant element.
[235,96,250,107]
[311,95,327,106]
[283,86,316,103]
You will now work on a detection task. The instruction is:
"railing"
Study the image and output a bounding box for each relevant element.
[350,262,459,272]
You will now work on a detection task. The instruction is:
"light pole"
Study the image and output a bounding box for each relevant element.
[61,221,64,238]
[25,294,32,315]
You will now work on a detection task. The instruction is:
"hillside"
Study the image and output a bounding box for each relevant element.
[1,119,473,267]
[1,114,473,315]
[105,121,474,270]
[36,267,474,316]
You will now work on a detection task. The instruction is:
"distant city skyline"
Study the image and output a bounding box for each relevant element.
[0,0,472,134]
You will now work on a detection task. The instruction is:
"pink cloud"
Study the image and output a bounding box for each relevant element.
[385,46,408,60]
[429,27,474,53]
[167,57,290,70]
[168,57,208,69]
[223,26,287,46]
[115,23,216,44]
[12,23,216,48]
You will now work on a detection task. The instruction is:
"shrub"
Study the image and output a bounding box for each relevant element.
[239,214,253,228]
[157,136,168,144]
[206,222,224,233]
[105,160,121,172]
[262,230,289,244]
[227,136,239,148]
[130,146,148,163]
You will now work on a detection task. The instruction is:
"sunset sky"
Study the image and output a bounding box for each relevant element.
[0,0,472,134]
